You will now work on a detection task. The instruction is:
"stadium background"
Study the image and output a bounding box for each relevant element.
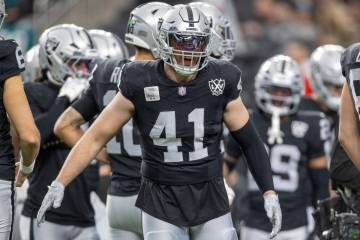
[2,0,359,239]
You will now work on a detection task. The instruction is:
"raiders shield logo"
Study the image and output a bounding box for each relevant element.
[291,120,309,138]
[208,79,225,96]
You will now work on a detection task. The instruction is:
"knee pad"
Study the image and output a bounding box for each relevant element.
[145,230,184,240]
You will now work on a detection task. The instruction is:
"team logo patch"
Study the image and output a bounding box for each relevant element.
[291,120,309,138]
[178,86,186,96]
[144,86,160,101]
[208,78,225,96]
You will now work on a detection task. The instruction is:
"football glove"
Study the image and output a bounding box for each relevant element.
[36,180,65,225]
[58,77,89,102]
[264,193,282,239]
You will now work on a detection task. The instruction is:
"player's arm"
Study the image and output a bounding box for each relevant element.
[56,92,134,187]
[308,156,330,204]
[338,81,360,171]
[4,75,40,186]
[223,96,275,195]
[224,96,281,238]
[54,107,109,164]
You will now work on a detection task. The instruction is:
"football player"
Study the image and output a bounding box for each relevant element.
[53,3,172,240]
[19,24,100,240]
[300,45,345,159]
[299,45,346,237]
[38,5,282,240]
[224,55,330,240]
[339,43,360,172]
[0,1,40,239]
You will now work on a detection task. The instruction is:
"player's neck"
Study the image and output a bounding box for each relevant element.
[134,51,154,61]
[163,63,197,84]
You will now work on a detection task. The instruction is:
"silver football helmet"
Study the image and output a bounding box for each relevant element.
[23,44,41,82]
[125,2,172,58]
[189,2,235,61]
[156,5,212,76]
[255,55,303,116]
[89,29,129,60]
[39,24,98,86]
[310,44,345,112]
[0,0,6,31]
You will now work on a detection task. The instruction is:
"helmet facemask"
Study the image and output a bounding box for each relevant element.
[256,83,301,116]
[45,43,98,86]
[159,30,211,76]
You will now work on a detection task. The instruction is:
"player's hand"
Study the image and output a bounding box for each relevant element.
[224,178,235,205]
[36,180,65,226]
[58,77,89,102]
[264,191,282,239]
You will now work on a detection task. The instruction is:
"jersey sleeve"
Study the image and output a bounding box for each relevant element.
[0,40,25,85]
[118,62,136,103]
[306,114,327,159]
[222,61,242,105]
[72,82,99,121]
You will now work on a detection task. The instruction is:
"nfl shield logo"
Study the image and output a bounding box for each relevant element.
[178,86,186,96]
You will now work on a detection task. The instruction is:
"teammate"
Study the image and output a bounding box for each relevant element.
[0,1,40,239]
[339,43,360,172]
[38,5,281,240]
[225,55,329,240]
[19,24,100,240]
[53,3,172,239]
[300,45,345,159]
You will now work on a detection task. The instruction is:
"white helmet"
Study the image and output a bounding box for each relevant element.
[89,29,129,60]
[310,44,345,112]
[156,5,212,76]
[23,44,41,82]
[125,2,172,58]
[0,0,6,31]
[39,24,98,86]
[189,2,235,61]
[255,55,303,116]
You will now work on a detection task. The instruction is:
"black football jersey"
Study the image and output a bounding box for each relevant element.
[0,39,25,181]
[341,43,360,118]
[225,109,326,231]
[299,97,337,159]
[22,81,95,227]
[119,59,242,226]
[72,58,142,196]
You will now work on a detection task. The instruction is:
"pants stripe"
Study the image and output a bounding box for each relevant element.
[8,181,15,240]
[30,218,34,240]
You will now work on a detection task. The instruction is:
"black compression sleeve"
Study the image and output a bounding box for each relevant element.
[309,168,330,206]
[230,120,274,193]
[35,96,69,145]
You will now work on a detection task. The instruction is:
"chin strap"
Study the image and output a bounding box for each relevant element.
[267,110,284,144]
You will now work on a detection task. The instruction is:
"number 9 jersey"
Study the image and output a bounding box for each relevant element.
[118,58,242,226]
[0,39,25,181]
[225,109,327,232]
